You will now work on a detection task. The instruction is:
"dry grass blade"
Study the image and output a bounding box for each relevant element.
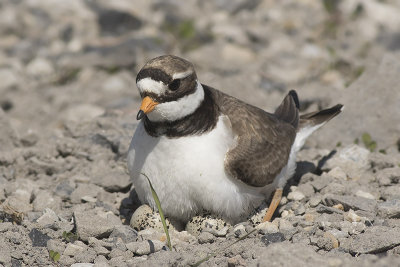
[191,228,257,267]
[141,173,172,251]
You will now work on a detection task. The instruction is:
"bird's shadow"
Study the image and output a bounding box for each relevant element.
[284,150,337,191]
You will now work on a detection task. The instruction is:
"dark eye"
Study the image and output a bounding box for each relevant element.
[168,79,181,91]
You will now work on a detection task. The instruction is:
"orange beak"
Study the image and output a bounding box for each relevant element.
[137,96,159,120]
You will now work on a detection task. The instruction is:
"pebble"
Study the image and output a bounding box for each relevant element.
[381,185,400,200]
[324,194,378,213]
[20,131,39,147]
[328,229,349,239]
[33,190,61,212]
[328,166,347,180]
[54,180,75,199]
[349,226,400,254]
[294,204,306,215]
[278,219,297,239]
[74,209,120,241]
[256,221,279,234]
[261,233,285,247]
[71,264,94,267]
[310,174,332,192]
[0,68,18,90]
[93,245,109,256]
[64,243,87,256]
[227,255,247,267]
[287,191,305,201]
[323,232,339,249]
[376,168,400,185]
[296,183,315,198]
[369,153,397,170]
[323,145,370,171]
[26,57,54,77]
[126,240,164,255]
[332,203,344,211]
[344,209,362,222]
[90,164,132,192]
[316,204,344,214]
[377,199,400,218]
[36,208,59,228]
[308,196,322,207]
[355,189,376,200]
[28,228,51,247]
[94,255,110,266]
[59,255,75,266]
[110,225,138,243]
[197,231,215,244]
[74,247,100,263]
[70,183,103,204]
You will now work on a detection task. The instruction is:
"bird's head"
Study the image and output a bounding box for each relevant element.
[135,55,204,122]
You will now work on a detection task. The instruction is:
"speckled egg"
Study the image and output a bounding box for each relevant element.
[248,201,269,225]
[130,204,178,232]
[185,213,231,236]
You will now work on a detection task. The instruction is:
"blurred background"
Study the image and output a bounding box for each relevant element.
[1,0,400,151]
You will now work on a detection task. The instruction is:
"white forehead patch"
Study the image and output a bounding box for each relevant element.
[137,78,167,95]
[147,81,204,122]
[172,70,193,80]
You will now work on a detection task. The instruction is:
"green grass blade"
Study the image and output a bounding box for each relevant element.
[141,173,172,251]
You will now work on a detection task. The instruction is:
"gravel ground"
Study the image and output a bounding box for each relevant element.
[1,0,400,266]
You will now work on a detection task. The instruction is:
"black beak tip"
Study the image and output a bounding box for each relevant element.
[136,110,145,120]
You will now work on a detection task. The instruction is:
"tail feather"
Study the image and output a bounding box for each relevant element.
[293,104,343,152]
[299,104,343,129]
[275,90,299,128]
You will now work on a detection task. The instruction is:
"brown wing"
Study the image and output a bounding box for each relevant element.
[208,86,298,187]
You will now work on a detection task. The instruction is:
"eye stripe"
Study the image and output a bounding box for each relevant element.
[136,68,171,84]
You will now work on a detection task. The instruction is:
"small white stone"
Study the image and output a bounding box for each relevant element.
[328,167,347,180]
[36,208,59,227]
[280,196,288,205]
[64,243,86,256]
[81,196,97,203]
[281,210,290,218]
[126,240,164,255]
[278,219,294,232]
[256,221,278,234]
[287,191,305,201]
[328,229,349,239]
[344,209,361,222]
[355,190,376,200]
[26,57,53,77]
[0,68,18,89]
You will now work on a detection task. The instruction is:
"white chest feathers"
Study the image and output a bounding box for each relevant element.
[127,116,265,222]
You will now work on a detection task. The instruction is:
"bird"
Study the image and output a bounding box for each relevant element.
[127,55,343,224]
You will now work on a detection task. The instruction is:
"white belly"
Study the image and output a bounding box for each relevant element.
[127,116,266,222]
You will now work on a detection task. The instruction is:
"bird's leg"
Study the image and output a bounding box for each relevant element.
[262,188,283,222]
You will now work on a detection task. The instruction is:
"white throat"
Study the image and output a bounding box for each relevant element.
[147,81,205,122]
